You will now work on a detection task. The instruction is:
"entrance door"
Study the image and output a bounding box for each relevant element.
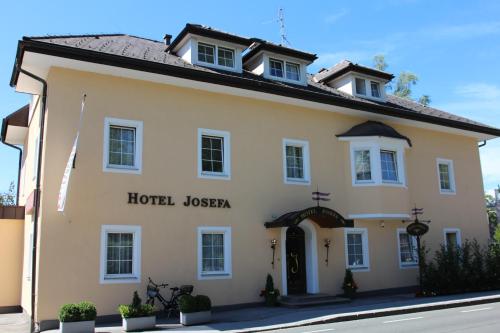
[286,226,307,294]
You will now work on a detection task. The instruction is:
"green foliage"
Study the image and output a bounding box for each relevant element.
[495,225,500,243]
[373,54,388,71]
[342,269,358,298]
[418,95,431,106]
[260,274,280,306]
[118,290,154,318]
[421,239,500,295]
[178,294,212,313]
[0,181,16,206]
[394,72,418,98]
[59,302,97,322]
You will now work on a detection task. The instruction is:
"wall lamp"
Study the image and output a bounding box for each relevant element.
[271,239,278,269]
[324,239,331,266]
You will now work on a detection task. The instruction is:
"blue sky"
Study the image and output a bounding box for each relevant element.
[0,0,499,194]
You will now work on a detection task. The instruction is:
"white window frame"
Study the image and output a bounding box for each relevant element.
[370,81,381,98]
[355,78,367,95]
[341,137,408,188]
[282,138,311,185]
[198,128,231,180]
[197,226,232,280]
[436,158,456,195]
[100,225,141,284]
[443,228,462,248]
[344,228,370,271]
[397,228,418,269]
[269,58,285,78]
[103,117,143,174]
[285,61,301,81]
[352,75,385,101]
[195,41,237,70]
[264,53,307,85]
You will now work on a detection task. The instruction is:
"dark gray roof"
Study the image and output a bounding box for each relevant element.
[337,120,412,146]
[13,34,499,137]
[314,60,394,82]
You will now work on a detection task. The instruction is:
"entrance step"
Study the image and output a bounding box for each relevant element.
[280,293,351,307]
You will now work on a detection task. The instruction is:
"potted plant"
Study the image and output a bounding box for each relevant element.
[118,291,155,332]
[342,269,358,299]
[59,301,96,333]
[259,274,280,306]
[179,294,211,326]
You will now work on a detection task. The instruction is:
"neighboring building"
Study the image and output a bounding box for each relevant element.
[2,23,500,330]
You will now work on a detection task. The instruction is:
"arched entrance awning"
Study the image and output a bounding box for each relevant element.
[265,206,354,229]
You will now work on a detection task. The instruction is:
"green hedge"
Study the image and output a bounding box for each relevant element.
[420,240,500,295]
[118,291,154,318]
[178,295,211,313]
[59,302,97,322]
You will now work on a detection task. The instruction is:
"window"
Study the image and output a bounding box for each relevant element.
[397,229,418,268]
[198,128,231,179]
[103,118,143,174]
[355,78,366,95]
[345,228,369,270]
[437,159,456,194]
[283,139,310,185]
[380,150,398,182]
[371,81,381,98]
[285,62,300,81]
[100,225,141,284]
[197,227,232,279]
[354,150,372,182]
[198,42,215,64]
[217,47,234,68]
[270,58,284,78]
[444,228,462,248]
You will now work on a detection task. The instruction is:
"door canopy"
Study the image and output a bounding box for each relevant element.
[265,206,354,229]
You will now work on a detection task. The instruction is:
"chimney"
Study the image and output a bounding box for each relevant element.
[163,34,172,46]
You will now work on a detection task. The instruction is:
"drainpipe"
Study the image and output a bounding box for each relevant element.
[16,65,47,333]
[478,140,487,148]
[1,141,22,205]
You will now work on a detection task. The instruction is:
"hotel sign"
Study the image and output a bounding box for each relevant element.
[127,192,231,208]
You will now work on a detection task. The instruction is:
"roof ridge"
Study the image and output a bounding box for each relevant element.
[24,33,128,40]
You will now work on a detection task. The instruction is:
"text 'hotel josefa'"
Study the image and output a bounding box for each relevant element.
[1,23,500,330]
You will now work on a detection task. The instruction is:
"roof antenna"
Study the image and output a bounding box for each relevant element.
[278,8,291,46]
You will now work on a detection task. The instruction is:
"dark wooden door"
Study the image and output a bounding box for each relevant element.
[286,226,307,294]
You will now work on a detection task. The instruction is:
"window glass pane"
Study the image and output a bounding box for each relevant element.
[106,232,134,275]
[347,233,364,266]
[399,232,417,264]
[108,126,135,167]
[285,62,300,81]
[270,59,284,78]
[201,135,224,173]
[439,164,451,190]
[285,145,304,179]
[198,43,215,64]
[355,78,366,95]
[201,233,225,272]
[381,150,398,182]
[446,232,458,247]
[217,47,234,68]
[371,81,380,97]
[355,150,371,181]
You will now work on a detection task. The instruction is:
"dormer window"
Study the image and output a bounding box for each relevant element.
[270,58,284,77]
[355,78,366,95]
[286,62,300,81]
[371,81,381,98]
[197,42,235,69]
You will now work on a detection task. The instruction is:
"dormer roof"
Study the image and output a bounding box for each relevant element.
[315,60,394,83]
[166,23,253,53]
[336,120,412,146]
[242,40,317,64]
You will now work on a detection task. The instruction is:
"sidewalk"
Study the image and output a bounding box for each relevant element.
[40,290,500,332]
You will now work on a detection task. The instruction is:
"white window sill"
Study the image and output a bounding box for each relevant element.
[100,276,140,284]
[198,172,231,180]
[399,263,418,269]
[353,181,407,188]
[104,165,141,175]
[439,190,456,195]
[198,272,232,280]
[348,266,370,272]
[285,178,311,186]
[194,60,239,73]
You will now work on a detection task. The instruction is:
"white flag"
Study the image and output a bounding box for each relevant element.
[57,95,86,212]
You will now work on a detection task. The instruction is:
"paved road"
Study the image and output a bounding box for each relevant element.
[275,303,500,333]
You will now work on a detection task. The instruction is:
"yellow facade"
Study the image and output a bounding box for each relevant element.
[0,219,24,307]
[13,66,489,325]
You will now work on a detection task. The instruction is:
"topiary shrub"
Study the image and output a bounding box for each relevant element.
[179,294,212,313]
[118,291,155,318]
[59,302,97,322]
[195,295,211,312]
[342,269,358,298]
[259,274,280,306]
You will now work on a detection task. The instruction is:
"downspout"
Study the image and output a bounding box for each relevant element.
[1,141,22,205]
[478,140,487,148]
[16,65,47,333]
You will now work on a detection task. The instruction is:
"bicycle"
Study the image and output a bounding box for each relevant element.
[145,277,194,318]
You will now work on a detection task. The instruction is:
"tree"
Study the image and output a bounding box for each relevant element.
[486,193,498,238]
[372,55,430,105]
[0,181,16,206]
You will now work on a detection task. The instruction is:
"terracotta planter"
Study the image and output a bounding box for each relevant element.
[59,320,95,333]
[122,316,156,331]
[180,311,211,326]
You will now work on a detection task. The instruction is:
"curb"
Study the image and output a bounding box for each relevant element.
[232,294,500,332]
